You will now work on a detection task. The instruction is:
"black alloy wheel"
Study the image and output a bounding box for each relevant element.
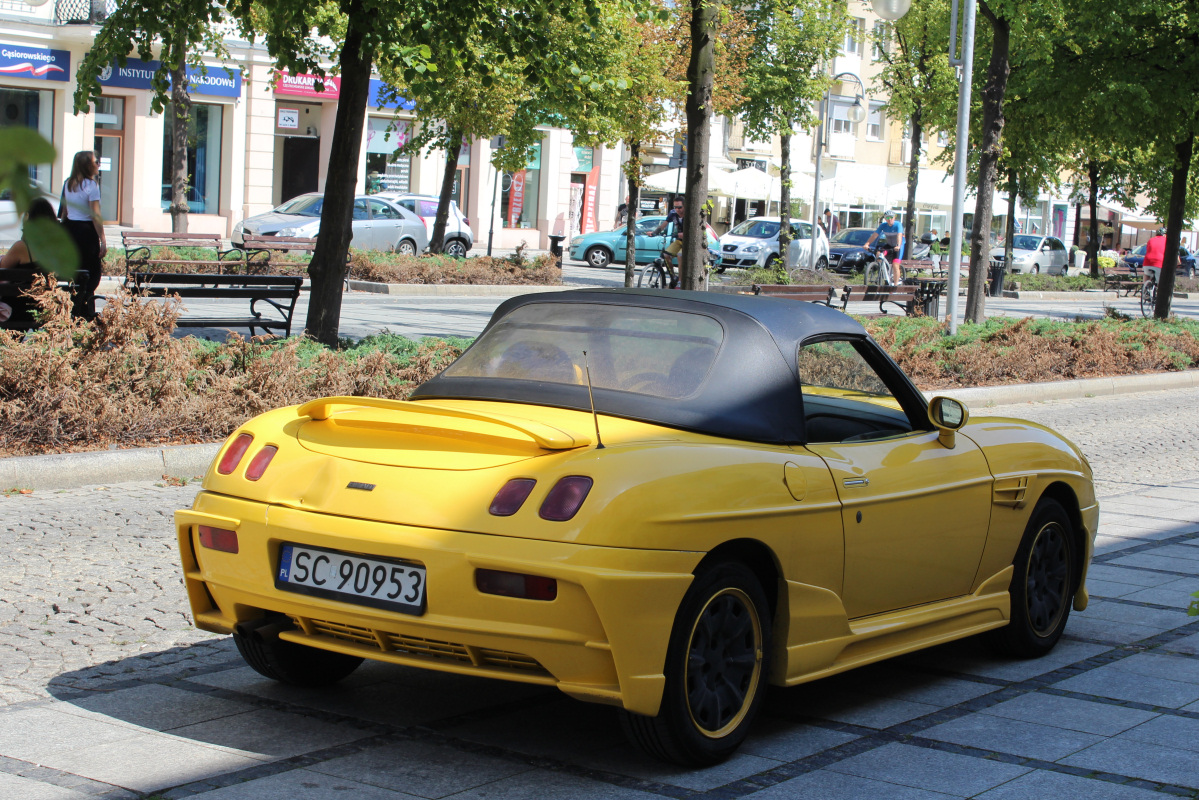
[993,498,1075,658]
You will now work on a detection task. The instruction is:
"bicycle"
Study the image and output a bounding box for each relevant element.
[862,242,899,288]
[637,247,678,289]
[1140,267,1158,318]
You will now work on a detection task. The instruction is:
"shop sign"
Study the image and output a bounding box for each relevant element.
[581,165,600,234]
[573,146,594,173]
[95,57,241,97]
[276,71,340,100]
[277,108,300,129]
[0,44,70,82]
[369,79,415,111]
[507,170,526,228]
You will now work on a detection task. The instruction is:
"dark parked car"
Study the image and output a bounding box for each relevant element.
[827,227,876,274]
[1121,244,1196,278]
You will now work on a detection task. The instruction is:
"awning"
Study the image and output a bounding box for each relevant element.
[642,167,736,197]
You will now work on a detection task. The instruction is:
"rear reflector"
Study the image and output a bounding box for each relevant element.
[198,526,239,553]
[475,569,557,601]
[489,478,536,516]
[539,476,593,521]
[217,433,253,475]
[245,445,278,481]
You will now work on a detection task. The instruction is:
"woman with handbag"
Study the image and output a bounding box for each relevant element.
[59,150,107,319]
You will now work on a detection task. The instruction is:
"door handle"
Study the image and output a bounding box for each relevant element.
[843,478,870,487]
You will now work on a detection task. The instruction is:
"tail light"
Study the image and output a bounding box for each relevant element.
[489,479,536,516]
[539,476,593,521]
[476,569,557,601]
[217,433,253,475]
[198,526,239,553]
[245,446,278,481]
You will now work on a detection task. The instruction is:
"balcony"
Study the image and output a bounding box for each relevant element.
[55,0,114,24]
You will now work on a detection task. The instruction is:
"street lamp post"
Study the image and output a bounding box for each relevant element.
[945,0,976,334]
[810,73,866,271]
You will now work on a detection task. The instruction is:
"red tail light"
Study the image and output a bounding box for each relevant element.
[198,526,239,553]
[217,433,253,475]
[539,476,593,521]
[489,478,536,516]
[476,569,557,601]
[245,446,278,481]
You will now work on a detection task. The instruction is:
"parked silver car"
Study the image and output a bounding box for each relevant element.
[374,193,474,257]
[233,193,429,254]
[989,234,1070,275]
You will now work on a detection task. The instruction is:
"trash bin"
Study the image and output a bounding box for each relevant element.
[547,234,566,261]
[988,261,1005,297]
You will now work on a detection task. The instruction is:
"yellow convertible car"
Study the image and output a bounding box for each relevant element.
[176,289,1097,765]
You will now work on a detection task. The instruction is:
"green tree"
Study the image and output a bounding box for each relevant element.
[74,1,234,233]
[0,129,78,276]
[738,0,846,267]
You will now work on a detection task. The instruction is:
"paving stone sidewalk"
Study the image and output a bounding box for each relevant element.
[1,388,1197,799]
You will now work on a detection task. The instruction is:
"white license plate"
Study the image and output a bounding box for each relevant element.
[276,543,426,615]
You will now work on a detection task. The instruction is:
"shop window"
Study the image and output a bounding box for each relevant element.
[161,102,223,214]
[364,116,411,194]
[0,86,54,188]
[501,141,541,229]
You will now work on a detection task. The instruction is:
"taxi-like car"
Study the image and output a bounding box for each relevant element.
[176,290,1097,766]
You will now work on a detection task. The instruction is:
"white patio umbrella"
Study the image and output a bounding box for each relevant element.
[642,167,736,197]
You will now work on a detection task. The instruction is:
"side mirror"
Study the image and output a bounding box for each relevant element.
[928,396,969,448]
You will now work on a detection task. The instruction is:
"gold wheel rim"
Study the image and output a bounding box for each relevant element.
[684,587,764,739]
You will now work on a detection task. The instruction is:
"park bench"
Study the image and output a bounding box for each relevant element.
[128,272,303,337]
[121,231,246,281]
[751,284,837,306]
[242,234,352,285]
[0,266,89,330]
[1103,263,1142,296]
[839,284,919,316]
[897,259,944,277]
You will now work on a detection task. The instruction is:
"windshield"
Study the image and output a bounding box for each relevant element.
[831,229,873,246]
[444,303,724,400]
[1134,245,1146,256]
[729,219,780,239]
[275,196,323,217]
[1010,235,1042,251]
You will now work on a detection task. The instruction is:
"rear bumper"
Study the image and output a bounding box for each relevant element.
[176,493,701,715]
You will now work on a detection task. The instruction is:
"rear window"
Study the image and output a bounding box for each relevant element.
[417,200,439,217]
[444,303,724,399]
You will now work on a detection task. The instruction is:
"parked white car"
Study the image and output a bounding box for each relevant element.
[716,217,830,273]
[374,193,474,257]
[989,234,1071,275]
[234,193,429,254]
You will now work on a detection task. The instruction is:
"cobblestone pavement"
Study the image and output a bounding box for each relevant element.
[1,389,1198,798]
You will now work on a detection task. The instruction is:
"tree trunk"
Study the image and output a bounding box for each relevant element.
[1155,132,1193,319]
[430,127,463,254]
[1087,160,1100,279]
[169,64,190,234]
[779,127,791,267]
[682,0,717,290]
[624,141,640,288]
[304,19,371,347]
[1002,168,1015,289]
[903,107,922,260]
[964,2,1010,323]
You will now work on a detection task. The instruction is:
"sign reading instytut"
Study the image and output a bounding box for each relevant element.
[0,43,70,82]
[94,56,241,97]
[277,108,300,130]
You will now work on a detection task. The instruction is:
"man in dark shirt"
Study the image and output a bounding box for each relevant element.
[651,196,684,286]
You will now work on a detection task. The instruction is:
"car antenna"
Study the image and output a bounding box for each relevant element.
[582,351,605,449]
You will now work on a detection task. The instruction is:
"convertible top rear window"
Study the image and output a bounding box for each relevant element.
[443,303,724,400]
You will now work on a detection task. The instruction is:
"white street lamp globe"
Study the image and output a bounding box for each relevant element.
[848,99,867,124]
[872,0,911,20]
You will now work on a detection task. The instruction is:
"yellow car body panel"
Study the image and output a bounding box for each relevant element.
[177,393,1096,718]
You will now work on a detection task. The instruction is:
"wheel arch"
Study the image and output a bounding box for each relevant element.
[1036,481,1086,593]
[693,539,783,623]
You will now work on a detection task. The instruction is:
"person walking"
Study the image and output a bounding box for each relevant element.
[823,208,840,237]
[59,150,107,319]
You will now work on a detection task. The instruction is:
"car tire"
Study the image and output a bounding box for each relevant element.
[992,498,1075,658]
[1032,264,1040,274]
[764,255,780,271]
[443,238,467,258]
[816,256,828,271]
[585,246,612,269]
[621,562,771,766]
[395,239,418,257]
[234,617,363,687]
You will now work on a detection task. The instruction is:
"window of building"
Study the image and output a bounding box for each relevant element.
[867,104,885,141]
[872,21,889,60]
[937,130,949,146]
[830,99,859,137]
[501,141,541,229]
[364,116,411,194]
[843,18,865,56]
[0,86,55,188]
[161,102,223,214]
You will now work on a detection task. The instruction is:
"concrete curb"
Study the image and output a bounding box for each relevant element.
[345,280,574,296]
[3,369,1197,492]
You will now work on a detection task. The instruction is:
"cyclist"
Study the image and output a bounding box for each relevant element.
[1142,228,1168,286]
[865,211,905,284]
[650,196,684,288]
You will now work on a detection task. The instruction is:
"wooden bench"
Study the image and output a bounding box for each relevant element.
[242,234,353,285]
[751,284,838,306]
[122,232,246,280]
[129,272,303,337]
[1103,264,1142,296]
[897,259,944,277]
[839,284,918,316]
[0,266,89,330]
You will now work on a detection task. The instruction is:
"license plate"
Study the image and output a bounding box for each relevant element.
[276,543,426,615]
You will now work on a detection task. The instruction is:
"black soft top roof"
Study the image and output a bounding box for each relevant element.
[412,288,871,444]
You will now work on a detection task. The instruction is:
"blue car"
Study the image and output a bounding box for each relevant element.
[569,216,718,268]
[1121,244,1196,277]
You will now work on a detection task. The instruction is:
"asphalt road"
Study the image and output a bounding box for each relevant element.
[1,388,1198,799]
